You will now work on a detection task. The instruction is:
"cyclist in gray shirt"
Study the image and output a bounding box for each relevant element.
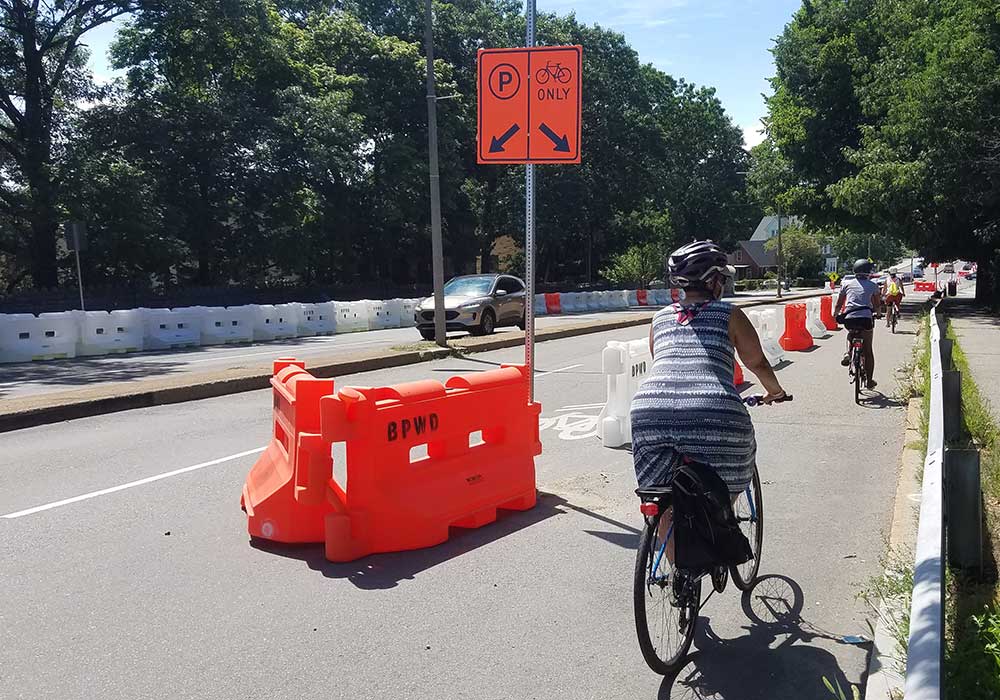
[835,259,882,389]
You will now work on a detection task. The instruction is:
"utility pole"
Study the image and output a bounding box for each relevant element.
[424,0,447,347]
[776,208,783,299]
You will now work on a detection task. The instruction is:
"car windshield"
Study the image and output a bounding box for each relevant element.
[443,276,494,297]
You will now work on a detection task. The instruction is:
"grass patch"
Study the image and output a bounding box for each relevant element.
[858,546,915,674]
[942,319,1000,699]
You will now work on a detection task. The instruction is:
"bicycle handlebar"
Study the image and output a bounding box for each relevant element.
[743,394,794,407]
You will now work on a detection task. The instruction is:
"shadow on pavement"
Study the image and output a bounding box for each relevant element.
[860,392,907,410]
[657,575,865,700]
[0,355,192,397]
[249,491,569,589]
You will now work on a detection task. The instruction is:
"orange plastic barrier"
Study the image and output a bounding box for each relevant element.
[779,304,814,352]
[636,289,648,306]
[241,358,335,543]
[242,360,542,562]
[545,293,562,314]
[819,295,839,331]
[914,281,937,292]
[734,360,745,387]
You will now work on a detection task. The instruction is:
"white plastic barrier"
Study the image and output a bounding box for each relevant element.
[141,308,202,350]
[758,309,786,366]
[598,338,652,448]
[190,306,254,345]
[76,310,144,355]
[400,298,420,326]
[610,290,629,310]
[366,299,402,330]
[296,302,337,336]
[598,291,614,310]
[560,291,583,314]
[534,294,547,316]
[805,299,828,338]
[335,301,369,333]
[0,312,79,362]
[585,291,602,312]
[626,290,639,307]
[240,304,296,342]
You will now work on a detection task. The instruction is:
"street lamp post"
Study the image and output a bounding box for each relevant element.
[424,0,447,347]
[776,208,783,299]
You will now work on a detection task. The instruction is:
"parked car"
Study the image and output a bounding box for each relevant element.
[415,274,526,340]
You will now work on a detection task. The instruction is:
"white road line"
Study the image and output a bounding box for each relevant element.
[555,403,604,412]
[536,363,583,378]
[1,447,265,519]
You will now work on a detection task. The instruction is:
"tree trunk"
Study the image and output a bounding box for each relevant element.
[974,250,996,308]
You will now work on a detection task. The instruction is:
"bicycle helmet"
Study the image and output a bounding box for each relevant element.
[667,240,735,288]
[853,259,874,277]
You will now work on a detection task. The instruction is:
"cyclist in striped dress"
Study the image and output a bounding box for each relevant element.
[630,241,787,549]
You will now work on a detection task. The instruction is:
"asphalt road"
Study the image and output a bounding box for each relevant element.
[0,296,925,700]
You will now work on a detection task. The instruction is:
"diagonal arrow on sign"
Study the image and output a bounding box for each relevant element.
[538,122,570,152]
[489,123,521,153]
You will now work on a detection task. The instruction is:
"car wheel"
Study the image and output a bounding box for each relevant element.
[472,308,496,336]
[516,311,526,330]
[419,329,435,341]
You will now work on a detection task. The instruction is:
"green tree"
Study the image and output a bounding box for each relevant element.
[0,0,136,288]
[600,242,665,289]
[765,224,823,278]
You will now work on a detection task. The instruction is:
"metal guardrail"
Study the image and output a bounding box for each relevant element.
[903,306,945,700]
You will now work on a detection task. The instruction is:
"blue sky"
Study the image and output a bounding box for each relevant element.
[81,1,800,148]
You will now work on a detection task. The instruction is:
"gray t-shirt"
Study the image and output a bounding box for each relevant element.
[841,278,878,319]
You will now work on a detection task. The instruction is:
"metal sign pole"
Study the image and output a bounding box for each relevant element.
[525,0,536,403]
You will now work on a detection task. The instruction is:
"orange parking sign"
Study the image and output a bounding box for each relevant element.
[477,45,582,164]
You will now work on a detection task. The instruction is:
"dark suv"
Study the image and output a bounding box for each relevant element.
[415,274,526,339]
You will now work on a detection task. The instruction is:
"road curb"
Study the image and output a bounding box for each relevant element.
[0,290,833,432]
[863,395,924,700]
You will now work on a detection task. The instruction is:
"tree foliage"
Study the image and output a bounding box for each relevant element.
[764,224,823,279]
[765,0,1000,304]
[1,1,758,298]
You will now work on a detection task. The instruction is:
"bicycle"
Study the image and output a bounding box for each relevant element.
[886,300,900,333]
[633,394,792,675]
[847,329,866,404]
[535,61,572,85]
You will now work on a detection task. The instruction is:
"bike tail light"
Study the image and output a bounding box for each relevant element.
[640,502,659,517]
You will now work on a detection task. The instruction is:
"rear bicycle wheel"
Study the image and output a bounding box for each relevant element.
[731,468,763,591]
[854,355,863,404]
[633,517,699,674]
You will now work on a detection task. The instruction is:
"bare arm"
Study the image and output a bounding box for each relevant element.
[835,289,846,315]
[729,307,785,398]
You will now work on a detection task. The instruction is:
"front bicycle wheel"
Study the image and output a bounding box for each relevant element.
[634,517,699,674]
[731,468,763,591]
[535,68,550,85]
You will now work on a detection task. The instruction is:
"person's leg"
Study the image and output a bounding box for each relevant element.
[656,507,675,563]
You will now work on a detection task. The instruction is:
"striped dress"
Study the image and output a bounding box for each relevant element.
[630,300,756,493]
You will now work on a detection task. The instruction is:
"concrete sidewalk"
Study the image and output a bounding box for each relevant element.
[946,296,1000,419]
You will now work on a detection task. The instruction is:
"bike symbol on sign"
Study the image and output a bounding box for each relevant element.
[535,61,572,85]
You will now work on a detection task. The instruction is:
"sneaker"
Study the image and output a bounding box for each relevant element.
[866,379,878,390]
[841,355,851,367]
